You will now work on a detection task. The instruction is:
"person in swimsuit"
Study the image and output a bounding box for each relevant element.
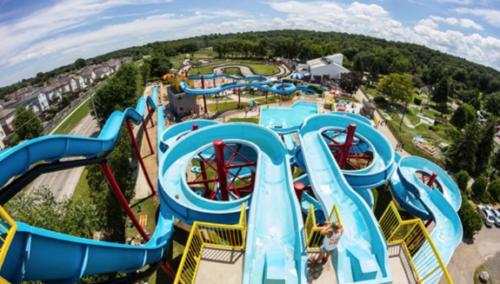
[314,221,344,263]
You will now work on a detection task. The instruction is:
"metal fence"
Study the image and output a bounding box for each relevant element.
[0,204,17,282]
[304,204,342,250]
[174,203,247,284]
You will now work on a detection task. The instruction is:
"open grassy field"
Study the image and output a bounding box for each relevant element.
[227,117,259,124]
[245,64,279,76]
[208,101,249,112]
[225,67,242,76]
[188,67,213,75]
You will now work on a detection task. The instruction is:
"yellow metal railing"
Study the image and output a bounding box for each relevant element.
[174,203,247,284]
[379,202,453,283]
[304,204,342,250]
[0,205,17,273]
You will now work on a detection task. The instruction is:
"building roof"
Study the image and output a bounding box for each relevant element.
[307,54,345,69]
[0,108,16,119]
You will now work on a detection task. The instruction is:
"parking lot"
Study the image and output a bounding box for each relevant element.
[447,223,500,283]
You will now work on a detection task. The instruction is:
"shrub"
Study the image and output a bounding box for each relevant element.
[488,179,500,203]
[454,170,470,193]
[414,97,422,105]
[374,96,387,104]
[458,193,483,239]
[471,175,488,199]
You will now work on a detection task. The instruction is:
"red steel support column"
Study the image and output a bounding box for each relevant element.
[201,76,207,114]
[338,123,356,169]
[126,120,157,196]
[427,172,438,188]
[265,91,268,104]
[100,162,176,279]
[294,182,306,202]
[193,123,209,192]
[213,139,229,201]
[238,90,241,107]
[142,117,154,155]
[146,102,155,128]
[100,162,149,240]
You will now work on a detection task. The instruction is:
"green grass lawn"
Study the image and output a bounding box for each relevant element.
[194,49,217,57]
[73,167,91,203]
[51,101,91,135]
[245,64,279,76]
[225,67,242,77]
[172,60,182,69]
[189,67,213,75]
[227,118,259,124]
[371,186,393,219]
[208,101,249,112]
[126,195,159,239]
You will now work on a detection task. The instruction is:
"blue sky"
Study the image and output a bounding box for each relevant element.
[1,0,500,87]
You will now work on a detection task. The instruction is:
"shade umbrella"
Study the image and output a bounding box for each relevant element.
[334,90,343,96]
[337,106,346,111]
[290,73,304,80]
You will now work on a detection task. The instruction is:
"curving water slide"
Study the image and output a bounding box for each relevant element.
[0,88,177,283]
[180,73,315,96]
[298,114,394,284]
[158,122,307,283]
[392,156,462,284]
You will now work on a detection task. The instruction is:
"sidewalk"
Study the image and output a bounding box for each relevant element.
[353,89,409,157]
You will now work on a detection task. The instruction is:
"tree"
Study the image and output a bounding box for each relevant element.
[377,73,414,104]
[432,77,451,111]
[85,127,136,242]
[446,122,481,173]
[485,92,500,117]
[140,59,151,86]
[150,54,172,78]
[492,150,500,177]
[458,192,483,239]
[12,106,44,144]
[74,58,87,69]
[6,186,101,239]
[61,95,71,108]
[450,103,476,130]
[308,44,323,59]
[471,175,488,199]
[389,57,411,74]
[474,120,497,175]
[488,179,500,203]
[454,170,470,193]
[339,71,362,94]
[92,63,142,126]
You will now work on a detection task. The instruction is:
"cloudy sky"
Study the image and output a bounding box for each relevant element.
[1,0,500,86]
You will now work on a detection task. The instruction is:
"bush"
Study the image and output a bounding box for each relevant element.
[414,97,422,105]
[471,175,488,199]
[454,170,470,193]
[282,78,297,85]
[488,179,500,203]
[374,96,387,104]
[458,193,483,239]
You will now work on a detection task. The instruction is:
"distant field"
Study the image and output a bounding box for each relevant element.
[189,67,213,75]
[225,67,242,76]
[227,118,259,124]
[244,64,279,76]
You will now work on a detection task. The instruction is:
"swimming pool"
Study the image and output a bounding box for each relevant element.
[260,101,318,133]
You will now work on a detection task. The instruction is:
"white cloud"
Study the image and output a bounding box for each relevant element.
[456,8,500,27]
[429,16,483,30]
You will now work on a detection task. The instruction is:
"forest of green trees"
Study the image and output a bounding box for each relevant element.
[3,30,500,102]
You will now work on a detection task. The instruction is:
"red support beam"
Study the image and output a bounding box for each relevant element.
[213,139,229,201]
[294,182,306,202]
[198,161,210,192]
[201,76,207,115]
[265,91,268,104]
[427,172,438,188]
[99,162,176,279]
[142,117,155,155]
[338,123,356,169]
[146,102,155,128]
[238,90,241,107]
[126,120,157,196]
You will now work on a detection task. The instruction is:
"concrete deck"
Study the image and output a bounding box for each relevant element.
[308,252,338,284]
[388,243,418,284]
[194,247,244,284]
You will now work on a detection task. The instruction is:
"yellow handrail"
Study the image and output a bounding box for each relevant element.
[174,203,247,284]
[0,205,17,274]
[378,202,453,283]
[304,204,342,250]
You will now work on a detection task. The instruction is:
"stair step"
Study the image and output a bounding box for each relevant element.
[265,248,286,284]
[347,246,378,281]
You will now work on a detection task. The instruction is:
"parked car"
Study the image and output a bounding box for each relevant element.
[486,206,500,227]
[477,205,495,227]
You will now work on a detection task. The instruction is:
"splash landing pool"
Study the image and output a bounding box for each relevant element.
[260,101,318,134]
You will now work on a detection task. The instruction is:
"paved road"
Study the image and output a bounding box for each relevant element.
[29,113,99,200]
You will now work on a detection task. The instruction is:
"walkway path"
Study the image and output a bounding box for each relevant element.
[353,89,409,157]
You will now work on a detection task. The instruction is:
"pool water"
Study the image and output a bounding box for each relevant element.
[260,101,318,133]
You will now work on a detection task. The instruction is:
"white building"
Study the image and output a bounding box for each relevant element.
[303,54,350,80]
[0,122,6,150]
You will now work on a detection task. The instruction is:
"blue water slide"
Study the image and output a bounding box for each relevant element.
[156,122,307,283]
[180,73,318,96]
[0,92,176,284]
[394,156,462,284]
[298,114,392,284]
